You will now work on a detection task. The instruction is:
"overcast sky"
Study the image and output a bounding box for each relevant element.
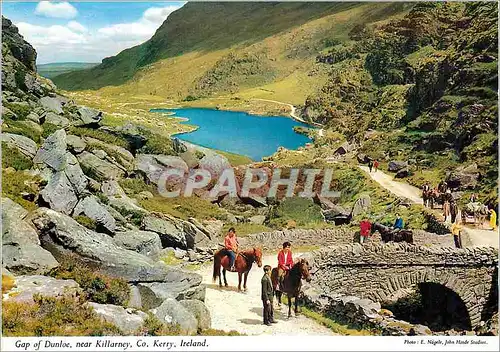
[3,1,186,64]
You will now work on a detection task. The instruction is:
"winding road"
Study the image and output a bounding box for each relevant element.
[358,166,498,248]
[196,254,335,336]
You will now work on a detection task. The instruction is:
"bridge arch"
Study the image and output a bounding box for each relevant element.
[308,243,498,329]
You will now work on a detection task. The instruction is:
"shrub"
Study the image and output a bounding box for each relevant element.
[114,206,145,227]
[1,169,40,211]
[139,196,224,220]
[2,274,16,294]
[49,257,129,306]
[183,95,198,102]
[221,223,272,236]
[200,328,244,336]
[74,215,97,231]
[41,123,60,138]
[139,133,175,155]
[136,314,182,336]
[2,294,122,336]
[2,143,33,170]
[2,120,41,143]
[268,197,324,229]
[119,178,154,195]
[3,102,31,120]
[68,127,129,149]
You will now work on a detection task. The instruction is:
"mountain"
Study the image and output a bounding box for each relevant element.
[52,2,412,92]
[37,62,99,79]
[53,2,497,203]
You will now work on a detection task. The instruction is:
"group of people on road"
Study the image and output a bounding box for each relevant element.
[358,213,405,244]
[367,159,379,173]
[223,229,295,326]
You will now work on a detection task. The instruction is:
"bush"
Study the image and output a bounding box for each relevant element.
[68,127,130,149]
[268,197,324,229]
[119,178,154,195]
[139,133,175,155]
[139,196,224,220]
[183,95,198,102]
[49,257,130,306]
[74,215,97,231]
[114,206,145,227]
[2,120,41,143]
[1,169,40,211]
[136,314,182,336]
[2,294,122,336]
[2,274,16,294]
[3,102,32,120]
[2,143,33,170]
[41,123,60,138]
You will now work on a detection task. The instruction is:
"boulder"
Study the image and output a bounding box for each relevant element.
[86,302,147,334]
[172,138,187,154]
[388,161,407,172]
[447,163,480,190]
[29,208,172,282]
[73,195,116,234]
[77,151,125,180]
[113,230,162,257]
[33,129,67,171]
[101,180,147,214]
[137,271,204,309]
[180,150,199,168]
[64,153,88,195]
[357,153,370,164]
[249,215,266,225]
[128,284,142,309]
[66,134,86,153]
[39,96,64,114]
[150,298,198,335]
[75,106,103,126]
[26,112,40,123]
[1,133,37,158]
[395,168,410,179]
[137,191,154,200]
[201,219,224,238]
[39,171,79,214]
[180,299,211,330]
[85,137,134,169]
[142,214,187,249]
[43,112,70,127]
[3,275,80,303]
[199,153,231,178]
[183,220,213,249]
[352,195,371,217]
[135,154,188,185]
[2,198,58,274]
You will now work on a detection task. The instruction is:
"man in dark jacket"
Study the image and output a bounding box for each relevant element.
[261,265,277,326]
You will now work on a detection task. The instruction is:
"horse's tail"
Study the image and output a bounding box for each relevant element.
[212,252,221,282]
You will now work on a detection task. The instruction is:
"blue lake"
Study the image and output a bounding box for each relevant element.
[151,108,312,161]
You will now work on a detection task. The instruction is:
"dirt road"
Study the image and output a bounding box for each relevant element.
[196,254,335,336]
[358,166,498,248]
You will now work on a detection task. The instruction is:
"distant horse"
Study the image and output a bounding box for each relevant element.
[428,189,443,209]
[422,189,432,208]
[372,223,414,244]
[212,247,262,291]
[271,258,312,319]
[462,202,489,226]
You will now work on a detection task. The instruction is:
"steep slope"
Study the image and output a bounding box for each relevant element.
[53,2,411,91]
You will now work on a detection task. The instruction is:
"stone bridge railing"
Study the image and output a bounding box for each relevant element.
[239,227,454,252]
[304,243,498,328]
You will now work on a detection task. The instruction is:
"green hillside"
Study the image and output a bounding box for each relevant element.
[53,2,411,90]
[37,62,98,79]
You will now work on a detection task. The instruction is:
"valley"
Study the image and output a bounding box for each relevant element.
[1,1,498,339]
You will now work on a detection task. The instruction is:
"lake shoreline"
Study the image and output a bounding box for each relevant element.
[152,107,312,161]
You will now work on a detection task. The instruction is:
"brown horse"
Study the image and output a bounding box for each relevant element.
[212,247,262,291]
[372,222,414,244]
[271,258,312,319]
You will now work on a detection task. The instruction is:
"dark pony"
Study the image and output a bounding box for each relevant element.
[212,247,262,291]
[271,258,312,318]
[372,223,414,244]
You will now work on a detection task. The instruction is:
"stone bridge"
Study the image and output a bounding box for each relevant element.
[305,243,498,329]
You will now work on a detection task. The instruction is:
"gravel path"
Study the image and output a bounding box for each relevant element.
[196,254,336,336]
[358,166,498,248]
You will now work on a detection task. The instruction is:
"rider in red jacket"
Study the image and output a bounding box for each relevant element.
[277,241,293,289]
